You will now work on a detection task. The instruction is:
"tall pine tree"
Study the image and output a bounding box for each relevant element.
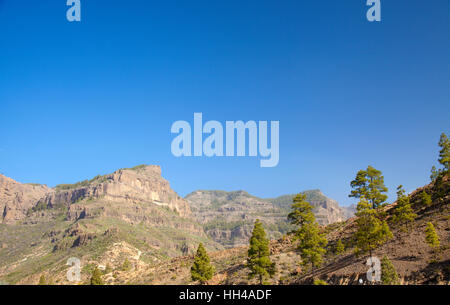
[425,222,440,252]
[349,166,388,209]
[246,219,276,285]
[381,255,399,285]
[438,133,450,173]
[392,185,416,229]
[353,197,392,258]
[191,243,215,284]
[288,194,327,273]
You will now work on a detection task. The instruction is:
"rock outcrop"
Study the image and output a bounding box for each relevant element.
[186,189,353,247]
[0,174,50,223]
[39,165,190,217]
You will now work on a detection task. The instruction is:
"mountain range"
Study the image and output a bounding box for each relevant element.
[0,164,354,284]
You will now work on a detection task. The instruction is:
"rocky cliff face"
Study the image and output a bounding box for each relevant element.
[39,165,190,217]
[266,190,352,225]
[0,175,50,224]
[186,190,289,247]
[185,189,353,247]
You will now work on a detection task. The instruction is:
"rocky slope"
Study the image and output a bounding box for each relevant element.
[77,176,447,286]
[186,189,353,247]
[0,165,222,284]
[40,165,190,217]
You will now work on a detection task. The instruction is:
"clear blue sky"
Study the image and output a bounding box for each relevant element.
[0,1,449,206]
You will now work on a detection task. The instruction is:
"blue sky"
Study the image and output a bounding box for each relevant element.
[0,1,449,206]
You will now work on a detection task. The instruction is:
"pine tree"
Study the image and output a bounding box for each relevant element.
[90,267,104,285]
[381,255,399,285]
[430,166,439,181]
[288,193,315,226]
[438,133,450,173]
[425,222,440,252]
[38,274,47,285]
[420,191,432,206]
[122,258,132,271]
[349,166,388,209]
[288,194,327,272]
[392,185,416,229]
[191,243,215,284]
[335,239,345,255]
[246,220,276,285]
[353,198,393,257]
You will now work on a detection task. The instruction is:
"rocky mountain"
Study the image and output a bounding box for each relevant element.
[41,165,191,217]
[0,166,447,285]
[185,189,353,247]
[0,165,222,284]
[0,175,50,224]
[78,175,448,286]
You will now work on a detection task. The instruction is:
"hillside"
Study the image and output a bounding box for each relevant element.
[0,166,447,285]
[186,189,353,247]
[0,166,223,284]
[83,176,448,286]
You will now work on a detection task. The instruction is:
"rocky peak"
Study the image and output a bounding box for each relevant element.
[0,174,50,223]
[40,165,190,217]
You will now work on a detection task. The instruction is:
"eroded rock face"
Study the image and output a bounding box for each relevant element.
[186,189,353,247]
[40,165,190,217]
[0,175,50,224]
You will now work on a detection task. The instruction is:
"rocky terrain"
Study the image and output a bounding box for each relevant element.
[0,164,447,285]
[186,189,354,247]
[0,165,222,284]
[67,176,446,286]
[0,174,50,224]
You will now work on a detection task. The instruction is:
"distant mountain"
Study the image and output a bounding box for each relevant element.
[185,189,354,247]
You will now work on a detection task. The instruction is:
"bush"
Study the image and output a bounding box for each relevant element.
[313,279,328,285]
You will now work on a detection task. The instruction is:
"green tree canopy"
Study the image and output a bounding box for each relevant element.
[354,198,392,257]
[289,194,327,271]
[287,193,315,226]
[381,255,399,285]
[90,267,104,285]
[420,191,432,206]
[191,243,215,284]
[38,274,47,285]
[246,219,276,284]
[425,222,440,251]
[335,239,345,255]
[349,166,388,209]
[438,133,450,172]
[392,185,416,228]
